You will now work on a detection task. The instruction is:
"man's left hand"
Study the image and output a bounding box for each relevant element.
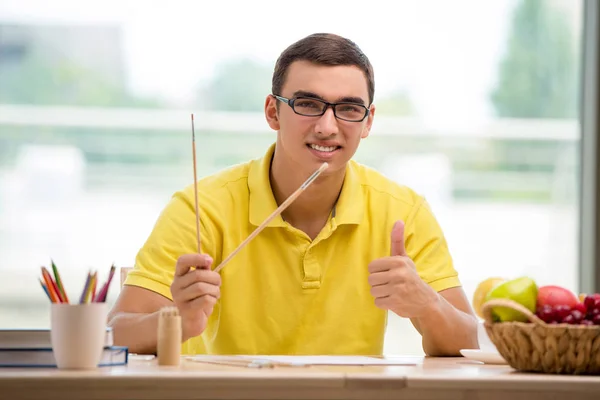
[368,220,439,318]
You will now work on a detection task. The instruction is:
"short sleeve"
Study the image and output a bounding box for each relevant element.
[404,197,461,292]
[124,188,219,300]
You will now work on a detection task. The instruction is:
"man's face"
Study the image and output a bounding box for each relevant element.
[265,60,375,175]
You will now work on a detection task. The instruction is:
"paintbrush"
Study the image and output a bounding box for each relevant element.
[213,162,328,273]
[191,113,202,254]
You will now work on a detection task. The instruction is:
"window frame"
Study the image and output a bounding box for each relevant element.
[579,0,600,293]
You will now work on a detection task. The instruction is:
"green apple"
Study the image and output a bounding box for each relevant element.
[484,276,538,322]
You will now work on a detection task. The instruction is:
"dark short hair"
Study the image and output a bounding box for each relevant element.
[272,33,375,105]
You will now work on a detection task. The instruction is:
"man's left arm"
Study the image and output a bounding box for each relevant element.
[368,200,478,356]
[409,287,478,356]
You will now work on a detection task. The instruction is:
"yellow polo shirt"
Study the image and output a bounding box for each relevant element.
[125,143,461,355]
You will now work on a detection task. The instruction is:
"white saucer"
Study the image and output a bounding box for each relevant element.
[459,349,508,365]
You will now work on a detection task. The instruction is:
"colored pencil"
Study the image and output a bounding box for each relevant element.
[91,274,97,302]
[94,264,115,302]
[95,281,107,303]
[39,262,118,304]
[101,264,116,302]
[39,269,56,303]
[51,259,69,304]
[88,272,97,303]
[40,267,60,303]
[43,266,63,303]
[79,272,91,304]
[39,278,51,302]
[84,272,96,303]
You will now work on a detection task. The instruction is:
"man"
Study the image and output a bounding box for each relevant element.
[108,33,478,356]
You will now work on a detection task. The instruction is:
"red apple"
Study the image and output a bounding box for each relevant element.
[537,285,580,309]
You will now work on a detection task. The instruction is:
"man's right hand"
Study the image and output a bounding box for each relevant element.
[170,253,221,341]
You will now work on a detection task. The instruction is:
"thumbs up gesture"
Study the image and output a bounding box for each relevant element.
[368,220,438,318]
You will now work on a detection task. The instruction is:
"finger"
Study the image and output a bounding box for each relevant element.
[177,281,220,303]
[188,294,217,313]
[374,297,392,310]
[175,253,213,276]
[367,271,389,287]
[175,268,221,290]
[370,284,393,299]
[390,220,407,257]
[368,259,392,274]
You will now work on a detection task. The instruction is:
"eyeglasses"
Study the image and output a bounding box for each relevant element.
[272,95,370,122]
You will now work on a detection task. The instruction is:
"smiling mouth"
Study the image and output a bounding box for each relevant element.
[307,144,341,152]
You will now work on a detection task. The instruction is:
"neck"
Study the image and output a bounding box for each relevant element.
[270,150,345,230]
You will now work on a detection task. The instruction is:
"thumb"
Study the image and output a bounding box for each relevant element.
[390,220,407,257]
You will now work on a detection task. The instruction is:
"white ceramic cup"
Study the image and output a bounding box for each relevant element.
[477,321,497,352]
[50,303,109,369]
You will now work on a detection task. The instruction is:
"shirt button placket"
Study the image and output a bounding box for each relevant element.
[302,246,321,289]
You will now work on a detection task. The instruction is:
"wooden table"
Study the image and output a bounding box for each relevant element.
[1,355,599,400]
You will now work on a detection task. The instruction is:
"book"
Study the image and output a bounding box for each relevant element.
[0,327,113,349]
[0,346,128,368]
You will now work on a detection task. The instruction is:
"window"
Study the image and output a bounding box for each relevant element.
[0,0,584,356]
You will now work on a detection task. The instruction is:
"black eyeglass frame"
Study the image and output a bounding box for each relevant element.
[272,94,371,122]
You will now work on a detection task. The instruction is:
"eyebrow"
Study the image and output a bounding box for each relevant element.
[292,90,366,105]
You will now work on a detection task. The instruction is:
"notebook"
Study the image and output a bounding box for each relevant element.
[0,346,128,368]
[0,328,113,349]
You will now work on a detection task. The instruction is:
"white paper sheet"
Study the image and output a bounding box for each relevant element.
[241,355,422,366]
[186,355,422,367]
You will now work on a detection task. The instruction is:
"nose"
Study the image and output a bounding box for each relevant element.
[314,107,339,136]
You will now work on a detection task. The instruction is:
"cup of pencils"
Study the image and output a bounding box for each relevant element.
[40,260,116,369]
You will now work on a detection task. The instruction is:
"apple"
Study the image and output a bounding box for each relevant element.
[537,285,579,310]
[536,291,600,325]
[472,277,506,319]
[485,276,538,322]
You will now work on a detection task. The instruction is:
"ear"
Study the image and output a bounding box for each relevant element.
[360,104,375,139]
[264,95,280,131]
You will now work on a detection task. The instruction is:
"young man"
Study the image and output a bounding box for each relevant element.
[108,33,478,356]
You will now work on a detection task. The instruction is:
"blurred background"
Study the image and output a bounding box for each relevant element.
[0,0,584,355]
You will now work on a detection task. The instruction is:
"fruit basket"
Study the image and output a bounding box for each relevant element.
[481,298,600,375]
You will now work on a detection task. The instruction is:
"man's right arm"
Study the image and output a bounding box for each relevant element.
[107,254,220,355]
[107,183,224,355]
[107,286,172,355]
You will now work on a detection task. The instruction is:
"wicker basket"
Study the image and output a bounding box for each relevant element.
[481,299,600,375]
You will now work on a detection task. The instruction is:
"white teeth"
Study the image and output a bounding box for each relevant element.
[310,144,337,152]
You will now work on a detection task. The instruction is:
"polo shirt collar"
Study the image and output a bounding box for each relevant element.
[333,162,364,226]
[248,144,286,227]
[248,143,364,227]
